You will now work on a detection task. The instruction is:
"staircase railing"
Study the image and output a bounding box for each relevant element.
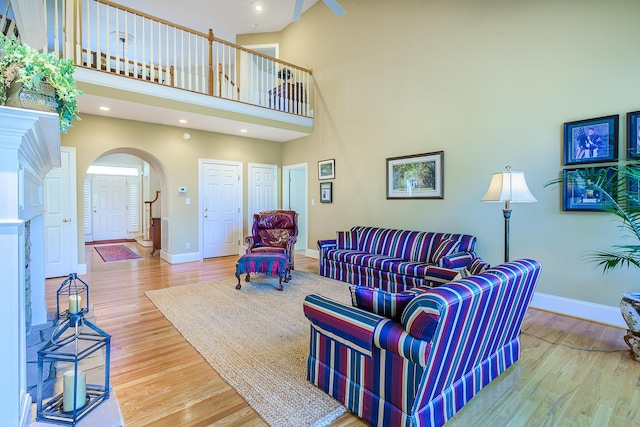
[43,0,313,117]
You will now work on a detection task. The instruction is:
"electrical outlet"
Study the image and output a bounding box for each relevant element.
[186,243,191,250]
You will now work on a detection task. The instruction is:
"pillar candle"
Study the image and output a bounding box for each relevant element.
[62,370,86,412]
[69,294,81,314]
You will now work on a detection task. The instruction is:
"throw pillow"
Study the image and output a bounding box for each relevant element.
[460,257,491,278]
[336,231,358,250]
[401,296,441,341]
[430,238,460,266]
[350,286,415,321]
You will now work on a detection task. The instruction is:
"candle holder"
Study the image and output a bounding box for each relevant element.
[36,273,111,425]
[56,273,89,321]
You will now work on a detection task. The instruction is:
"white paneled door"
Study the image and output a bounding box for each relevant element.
[248,163,277,218]
[201,160,242,258]
[44,147,77,278]
[92,175,127,241]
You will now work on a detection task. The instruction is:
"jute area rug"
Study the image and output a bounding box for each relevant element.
[146,271,353,427]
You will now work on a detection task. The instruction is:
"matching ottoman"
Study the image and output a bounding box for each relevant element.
[235,252,291,291]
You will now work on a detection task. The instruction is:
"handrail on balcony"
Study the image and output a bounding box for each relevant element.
[46,0,313,117]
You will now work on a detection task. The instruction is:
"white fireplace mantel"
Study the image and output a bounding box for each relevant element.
[0,106,60,427]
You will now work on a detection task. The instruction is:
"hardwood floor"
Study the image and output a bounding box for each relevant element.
[45,243,640,426]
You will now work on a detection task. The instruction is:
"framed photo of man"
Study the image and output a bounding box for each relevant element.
[563,115,619,166]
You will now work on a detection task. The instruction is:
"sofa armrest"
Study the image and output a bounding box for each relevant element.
[317,239,337,263]
[424,266,461,286]
[303,293,386,357]
[374,319,431,366]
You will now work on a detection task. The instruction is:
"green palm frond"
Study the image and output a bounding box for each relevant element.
[545,165,640,273]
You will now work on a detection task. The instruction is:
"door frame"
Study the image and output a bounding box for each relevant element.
[283,162,308,254]
[198,159,244,260]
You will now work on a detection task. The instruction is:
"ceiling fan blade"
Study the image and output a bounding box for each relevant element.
[322,0,346,17]
[292,0,304,22]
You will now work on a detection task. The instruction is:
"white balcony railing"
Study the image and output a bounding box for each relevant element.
[43,0,313,117]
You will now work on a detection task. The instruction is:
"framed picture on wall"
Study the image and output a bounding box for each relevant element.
[318,159,335,180]
[386,151,444,199]
[627,111,640,159]
[320,182,333,203]
[563,115,619,165]
[562,167,616,211]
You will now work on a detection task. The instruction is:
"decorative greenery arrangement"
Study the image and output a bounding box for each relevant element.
[0,34,82,133]
[545,166,640,272]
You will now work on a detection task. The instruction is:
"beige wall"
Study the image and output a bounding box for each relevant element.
[62,0,640,307]
[275,0,640,306]
[62,114,283,262]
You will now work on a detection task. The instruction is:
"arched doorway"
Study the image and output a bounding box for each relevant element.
[83,148,168,248]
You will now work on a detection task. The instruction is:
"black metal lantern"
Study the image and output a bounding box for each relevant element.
[36,273,111,425]
[55,273,89,320]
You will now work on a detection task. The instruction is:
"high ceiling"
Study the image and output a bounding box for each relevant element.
[111,0,320,42]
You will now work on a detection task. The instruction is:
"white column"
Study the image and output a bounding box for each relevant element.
[0,106,60,427]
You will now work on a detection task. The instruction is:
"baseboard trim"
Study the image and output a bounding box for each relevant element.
[76,263,87,275]
[531,292,626,329]
[305,248,319,259]
[162,251,200,264]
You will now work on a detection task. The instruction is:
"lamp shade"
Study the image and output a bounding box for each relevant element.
[481,167,537,203]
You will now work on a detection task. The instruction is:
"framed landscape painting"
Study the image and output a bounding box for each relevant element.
[386,151,444,199]
[563,115,618,165]
[318,159,335,180]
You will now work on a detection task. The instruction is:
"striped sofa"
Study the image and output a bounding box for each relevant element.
[303,259,542,427]
[318,226,478,292]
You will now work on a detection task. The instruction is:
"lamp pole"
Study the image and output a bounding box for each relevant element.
[502,201,511,263]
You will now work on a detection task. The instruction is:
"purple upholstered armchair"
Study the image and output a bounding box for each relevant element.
[245,210,299,269]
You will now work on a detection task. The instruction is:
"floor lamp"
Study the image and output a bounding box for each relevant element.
[481,166,536,263]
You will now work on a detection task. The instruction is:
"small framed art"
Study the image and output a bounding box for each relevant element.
[386,151,444,199]
[562,167,615,211]
[563,115,618,165]
[318,159,335,180]
[320,182,332,203]
[627,111,640,159]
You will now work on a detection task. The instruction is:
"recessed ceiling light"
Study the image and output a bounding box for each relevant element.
[240,129,248,133]
[99,106,110,111]
[179,119,187,124]
[255,4,263,11]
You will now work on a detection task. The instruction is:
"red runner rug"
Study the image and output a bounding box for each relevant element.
[95,245,142,262]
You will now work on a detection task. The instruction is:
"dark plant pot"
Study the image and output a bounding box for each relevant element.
[620,292,640,361]
[5,81,58,113]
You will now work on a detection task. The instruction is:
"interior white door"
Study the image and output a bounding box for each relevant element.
[202,161,241,258]
[92,175,127,241]
[283,164,308,251]
[248,163,277,218]
[44,147,76,278]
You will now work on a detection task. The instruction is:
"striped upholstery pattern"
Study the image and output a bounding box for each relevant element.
[336,231,358,250]
[235,253,288,277]
[318,227,477,291]
[350,286,416,321]
[305,259,542,427]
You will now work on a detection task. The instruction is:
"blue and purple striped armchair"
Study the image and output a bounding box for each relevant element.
[303,259,542,426]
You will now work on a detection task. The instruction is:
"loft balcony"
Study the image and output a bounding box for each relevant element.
[18,0,314,141]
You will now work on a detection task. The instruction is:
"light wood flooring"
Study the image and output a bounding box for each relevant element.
[44,243,640,426]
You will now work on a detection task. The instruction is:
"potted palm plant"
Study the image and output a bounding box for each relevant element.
[546,166,640,360]
[0,34,82,133]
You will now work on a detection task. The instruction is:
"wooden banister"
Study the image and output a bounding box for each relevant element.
[144,190,160,240]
